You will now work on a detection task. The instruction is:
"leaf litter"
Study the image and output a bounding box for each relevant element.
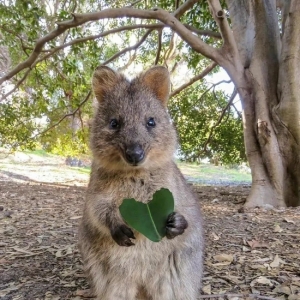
[0,164,299,299]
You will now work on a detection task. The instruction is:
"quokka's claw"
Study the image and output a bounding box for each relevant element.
[111,224,135,246]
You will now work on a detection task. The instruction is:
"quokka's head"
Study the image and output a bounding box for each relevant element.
[90,65,177,172]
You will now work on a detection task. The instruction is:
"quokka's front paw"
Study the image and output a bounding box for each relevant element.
[166,212,188,239]
[111,224,136,247]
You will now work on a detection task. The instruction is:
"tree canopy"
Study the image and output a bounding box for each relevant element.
[0,0,244,163]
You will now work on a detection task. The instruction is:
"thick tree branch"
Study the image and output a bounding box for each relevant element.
[170,61,218,97]
[1,6,219,85]
[174,0,200,19]
[208,0,234,46]
[207,0,241,67]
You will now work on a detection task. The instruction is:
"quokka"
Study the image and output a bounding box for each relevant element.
[79,65,204,300]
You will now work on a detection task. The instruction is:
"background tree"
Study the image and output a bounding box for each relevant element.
[1,0,299,208]
[170,85,245,165]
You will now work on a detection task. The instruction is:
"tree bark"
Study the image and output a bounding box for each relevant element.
[225,0,300,207]
[276,0,300,206]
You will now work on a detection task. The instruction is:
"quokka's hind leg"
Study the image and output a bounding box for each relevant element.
[147,275,200,300]
[87,263,138,300]
[96,277,138,300]
[145,250,202,300]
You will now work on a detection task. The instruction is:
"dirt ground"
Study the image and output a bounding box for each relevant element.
[0,159,300,299]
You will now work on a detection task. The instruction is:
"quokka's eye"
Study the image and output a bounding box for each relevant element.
[109,119,120,129]
[147,117,156,128]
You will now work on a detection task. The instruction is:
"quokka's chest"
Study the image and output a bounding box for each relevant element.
[99,174,173,205]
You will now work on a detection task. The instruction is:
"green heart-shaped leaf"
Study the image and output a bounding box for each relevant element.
[119,188,174,242]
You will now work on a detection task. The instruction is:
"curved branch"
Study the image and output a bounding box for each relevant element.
[118,51,137,71]
[32,24,163,65]
[163,32,177,64]
[184,24,222,39]
[1,7,219,85]
[155,29,163,65]
[102,29,154,65]
[33,90,91,138]
[232,102,242,118]
[194,79,232,111]
[202,88,237,153]
[47,23,163,54]
[126,0,143,7]
[1,69,31,101]
[1,25,162,101]
[170,62,218,97]
[0,25,31,55]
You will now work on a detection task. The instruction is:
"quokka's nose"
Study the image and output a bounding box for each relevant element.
[125,144,145,165]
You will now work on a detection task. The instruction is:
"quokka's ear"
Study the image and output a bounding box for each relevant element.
[92,66,120,102]
[140,66,170,106]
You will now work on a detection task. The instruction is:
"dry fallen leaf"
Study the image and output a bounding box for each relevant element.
[274,224,283,233]
[242,246,251,252]
[252,257,271,263]
[250,264,267,271]
[251,276,273,287]
[247,239,269,249]
[75,289,95,298]
[202,284,211,295]
[0,283,21,297]
[212,261,232,266]
[270,254,285,268]
[274,285,291,295]
[213,253,234,263]
[44,291,61,300]
[288,295,300,300]
[69,215,82,220]
[211,232,220,240]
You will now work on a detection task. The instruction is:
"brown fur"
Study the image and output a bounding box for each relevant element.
[79,66,204,300]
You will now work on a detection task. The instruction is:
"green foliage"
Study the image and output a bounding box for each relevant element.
[119,188,174,242]
[169,85,246,165]
[0,0,244,164]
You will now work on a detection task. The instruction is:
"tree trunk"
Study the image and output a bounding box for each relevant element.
[225,0,300,207]
[276,0,300,206]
